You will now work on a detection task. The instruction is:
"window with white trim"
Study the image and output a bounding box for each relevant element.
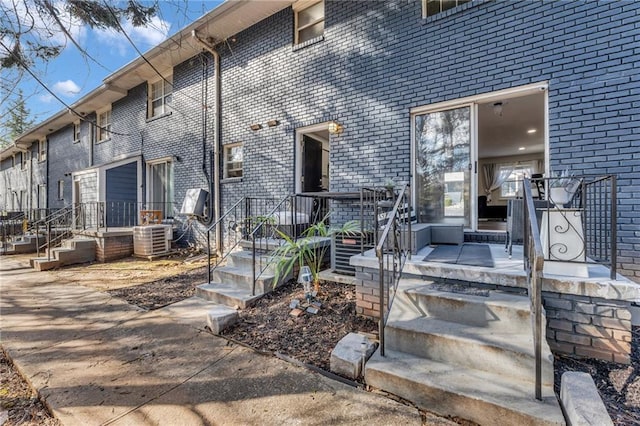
[422,0,471,18]
[97,108,112,142]
[73,121,81,143]
[38,139,46,162]
[294,0,324,45]
[224,143,243,179]
[500,162,535,198]
[148,77,173,118]
[147,159,174,219]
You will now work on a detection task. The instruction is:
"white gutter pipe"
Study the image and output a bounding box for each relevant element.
[192,30,222,256]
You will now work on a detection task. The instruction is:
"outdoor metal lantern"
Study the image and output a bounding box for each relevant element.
[298,265,312,300]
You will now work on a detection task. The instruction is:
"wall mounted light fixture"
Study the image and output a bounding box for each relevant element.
[250,123,262,131]
[328,121,343,134]
[492,102,503,117]
[266,119,279,127]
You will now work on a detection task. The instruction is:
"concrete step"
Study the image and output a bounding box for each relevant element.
[385,314,554,385]
[30,238,96,271]
[1,234,40,254]
[226,250,279,274]
[30,257,60,271]
[212,266,277,295]
[396,278,531,332]
[195,282,263,309]
[365,349,564,426]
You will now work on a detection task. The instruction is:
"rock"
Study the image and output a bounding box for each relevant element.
[290,308,304,317]
[330,332,377,379]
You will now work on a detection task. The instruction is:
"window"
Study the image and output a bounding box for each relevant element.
[58,180,64,200]
[148,77,172,118]
[294,0,324,45]
[147,159,174,219]
[11,155,16,168]
[422,0,471,18]
[500,163,535,198]
[38,139,46,162]
[97,108,112,142]
[38,184,47,209]
[224,144,243,179]
[21,151,29,169]
[73,122,81,143]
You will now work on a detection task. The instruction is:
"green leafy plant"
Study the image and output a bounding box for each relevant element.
[271,216,360,293]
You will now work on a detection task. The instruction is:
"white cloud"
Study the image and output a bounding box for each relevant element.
[53,80,80,97]
[95,16,171,57]
[39,94,55,103]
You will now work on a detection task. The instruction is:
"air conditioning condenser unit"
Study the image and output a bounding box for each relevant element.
[133,225,172,256]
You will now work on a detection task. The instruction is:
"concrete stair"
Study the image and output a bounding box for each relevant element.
[195,249,290,310]
[0,234,41,255]
[30,238,96,271]
[365,278,565,425]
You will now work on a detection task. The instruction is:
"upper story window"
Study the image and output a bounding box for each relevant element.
[21,151,29,169]
[73,122,81,143]
[148,77,172,118]
[224,143,243,179]
[422,0,471,18]
[294,0,324,45]
[97,108,112,142]
[38,139,46,162]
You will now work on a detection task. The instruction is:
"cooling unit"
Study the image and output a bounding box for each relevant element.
[133,225,172,256]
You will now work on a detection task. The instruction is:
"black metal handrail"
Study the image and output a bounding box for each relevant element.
[375,183,411,357]
[522,178,544,401]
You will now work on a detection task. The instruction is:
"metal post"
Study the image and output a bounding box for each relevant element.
[611,175,617,280]
[378,251,385,357]
[207,229,212,284]
[252,234,256,297]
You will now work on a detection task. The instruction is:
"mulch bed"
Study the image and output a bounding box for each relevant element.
[0,349,60,426]
[106,266,206,310]
[221,280,378,372]
[554,327,640,426]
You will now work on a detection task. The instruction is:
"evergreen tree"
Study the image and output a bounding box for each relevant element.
[0,90,34,147]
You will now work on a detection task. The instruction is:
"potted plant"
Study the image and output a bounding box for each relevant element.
[271,215,359,294]
[548,169,580,207]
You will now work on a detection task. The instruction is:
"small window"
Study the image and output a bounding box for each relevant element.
[38,139,46,162]
[21,151,29,169]
[224,144,243,179]
[422,0,471,18]
[148,77,172,118]
[97,108,112,142]
[73,122,81,143]
[58,180,64,200]
[294,0,324,45]
[500,163,535,198]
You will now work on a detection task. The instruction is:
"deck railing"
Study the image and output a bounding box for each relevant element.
[373,183,412,357]
[522,178,544,401]
[531,174,617,279]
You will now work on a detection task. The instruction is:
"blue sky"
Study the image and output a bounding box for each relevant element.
[8,1,223,124]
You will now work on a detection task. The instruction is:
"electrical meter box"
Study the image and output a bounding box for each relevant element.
[180,188,208,216]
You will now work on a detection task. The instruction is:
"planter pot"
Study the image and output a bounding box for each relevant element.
[549,187,575,207]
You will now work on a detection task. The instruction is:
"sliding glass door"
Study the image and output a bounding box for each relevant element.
[414,106,472,228]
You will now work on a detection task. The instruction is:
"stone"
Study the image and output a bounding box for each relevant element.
[306,306,319,315]
[330,332,377,379]
[289,299,300,309]
[206,306,239,334]
[289,308,304,317]
[560,372,613,426]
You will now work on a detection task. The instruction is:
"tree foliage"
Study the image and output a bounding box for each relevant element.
[0,89,34,148]
[0,0,157,70]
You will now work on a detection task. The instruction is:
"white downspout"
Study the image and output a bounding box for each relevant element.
[192,30,222,255]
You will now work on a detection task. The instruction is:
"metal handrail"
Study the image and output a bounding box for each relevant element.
[206,197,247,283]
[375,183,411,357]
[249,194,294,296]
[523,178,544,400]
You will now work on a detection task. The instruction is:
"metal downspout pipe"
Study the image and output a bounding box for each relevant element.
[192,30,222,256]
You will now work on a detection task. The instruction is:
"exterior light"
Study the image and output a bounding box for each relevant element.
[250,123,262,131]
[518,146,526,151]
[328,121,343,134]
[527,128,537,134]
[266,119,279,127]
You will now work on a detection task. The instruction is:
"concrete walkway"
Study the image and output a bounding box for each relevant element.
[0,256,430,425]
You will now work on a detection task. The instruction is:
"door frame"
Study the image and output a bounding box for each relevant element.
[295,122,331,194]
[410,82,549,231]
